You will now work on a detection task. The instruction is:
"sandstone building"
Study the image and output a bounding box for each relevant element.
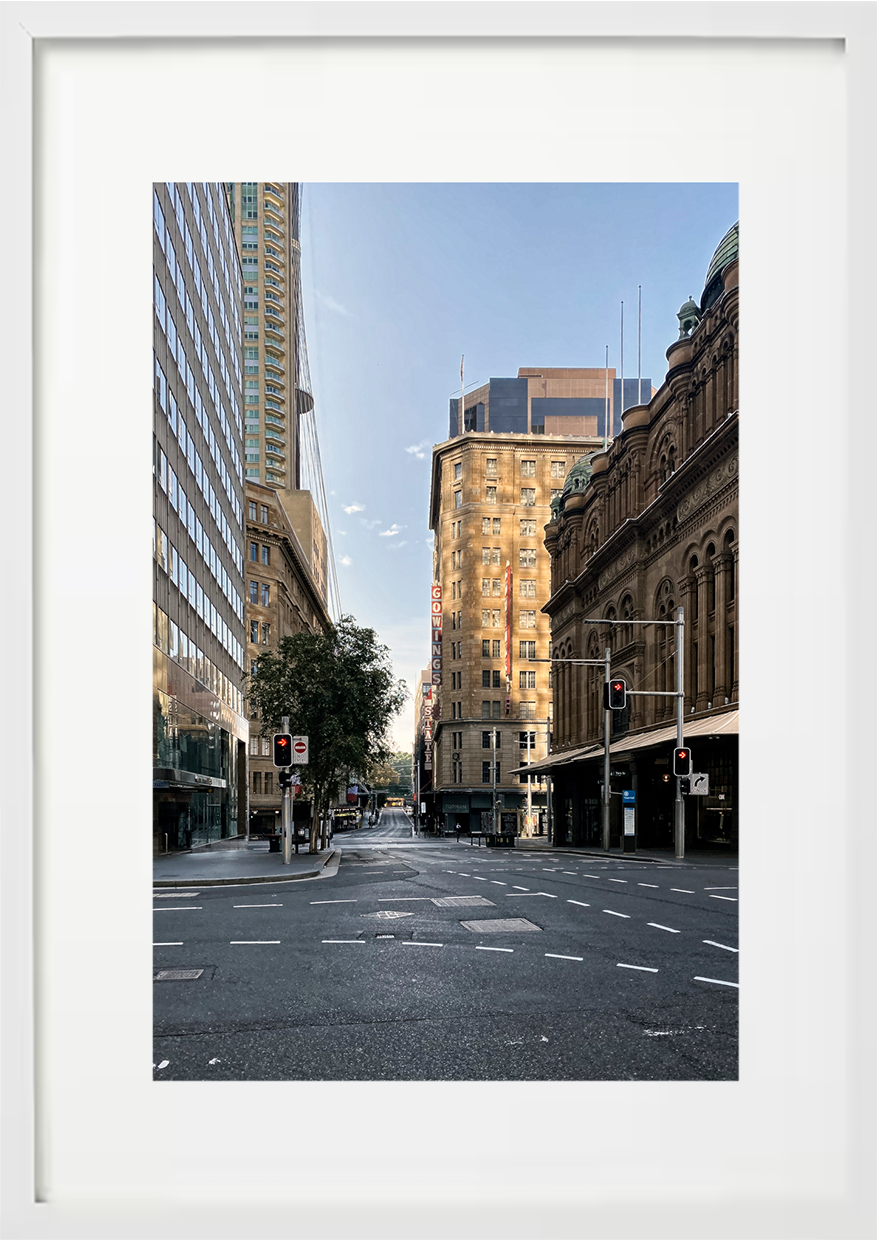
[530,224,739,851]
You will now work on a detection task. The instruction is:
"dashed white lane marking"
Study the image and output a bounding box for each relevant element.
[154,891,201,897]
[378,897,433,901]
[401,941,443,948]
[562,871,576,875]
[546,953,583,962]
[490,881,507,885]
[537,892,558,898]
[694,976,739,988]
[310,900,357,904]
[709,895,738,902]
[568,900,590,908]
[648,923,680,933]
[671,889,695,894]
[234,903,282,908]
[609,879,628,884]
[638,883,659,888]
[230,940,280,944]
[458,872,470,876]
[603,910,630,918]
[704,887,738,890]
[472,877,488,882]
[704,940,739,953]
[154,942,183,946]
[476,946,514,953]
[512,885,530,891]
[617,963,659,972]
[154,907,202,911]
[542,868,558,872]
[583,874,602,879]
[322,939,364,944]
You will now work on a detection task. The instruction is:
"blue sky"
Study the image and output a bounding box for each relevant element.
[300,182,738,752]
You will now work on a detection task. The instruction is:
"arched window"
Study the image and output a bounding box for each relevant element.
[724,529,736,601]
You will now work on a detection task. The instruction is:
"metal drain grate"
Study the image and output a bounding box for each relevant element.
[460,918,542,934]
[154,968,204,981]
[432,895,496,908]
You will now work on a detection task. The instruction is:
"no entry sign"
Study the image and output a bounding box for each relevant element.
[292,736,309,764]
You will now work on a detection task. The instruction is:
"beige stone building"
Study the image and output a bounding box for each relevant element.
[532,223,739,852]
[426,425,604,835]
[244,480,331,835]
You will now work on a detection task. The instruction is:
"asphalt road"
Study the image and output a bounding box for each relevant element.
[154,810,738,1081]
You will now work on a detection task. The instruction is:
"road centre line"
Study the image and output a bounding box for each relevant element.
[568,900,591,908]
[230,940,280,945]
[704,940,739,952]
[617,963,659,972]
[310,900,357,904]
[710,895,738,902]
[648,923,680,933]
[322,939,365,944]
[154,907,202,911]
[671,889,696,894]
[234,904,282,908]
[476,946,514,953]
[694,976,739,988]
[603,910,630,918]
[401,942,443,948]
[154,942,183,946]
[546,953,583,962]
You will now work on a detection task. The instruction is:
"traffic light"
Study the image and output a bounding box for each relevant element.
[603,677,627,710]
[278,769,294,789]
[673,747,692,778]
[273,733,292,767]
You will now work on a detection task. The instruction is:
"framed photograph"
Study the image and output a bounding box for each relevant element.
[2,4,874,1238]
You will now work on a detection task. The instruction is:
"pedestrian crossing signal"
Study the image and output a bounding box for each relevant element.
[603,678,627,710]
[273,733,292,767]
[673,747,692,777]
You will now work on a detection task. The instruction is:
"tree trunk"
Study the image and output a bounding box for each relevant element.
[309,794,319,854]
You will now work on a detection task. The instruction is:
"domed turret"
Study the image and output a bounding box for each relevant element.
[551,450,599,518]
[677,296,701,339]
[700,221,739,311]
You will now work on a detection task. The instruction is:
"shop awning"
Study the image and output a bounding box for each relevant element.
[509,709,738,774]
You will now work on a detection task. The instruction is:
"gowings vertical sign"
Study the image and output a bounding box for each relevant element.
[504,563,512,714]
[422,683,434,771]
[431,583,442,685]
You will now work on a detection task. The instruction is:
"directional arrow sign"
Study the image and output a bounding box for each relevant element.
[292,736,309,764]
[689,773,709,796]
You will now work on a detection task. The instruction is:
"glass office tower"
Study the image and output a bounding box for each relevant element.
[152,182,249,854]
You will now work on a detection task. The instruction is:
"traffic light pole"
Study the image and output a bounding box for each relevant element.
[281,714,292,865]
[602,648,611,852]
[675,607,685,860]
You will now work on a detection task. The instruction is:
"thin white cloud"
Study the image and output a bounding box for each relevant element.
[360,517,382,530]
[388,540,409,551]
[379,524,405,538]
[339,555,352,567]
[343,502,365,515]
[405,440,431,460]
[316,291,352,317]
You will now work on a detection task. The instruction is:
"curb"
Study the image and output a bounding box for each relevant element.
[152,848,338,889]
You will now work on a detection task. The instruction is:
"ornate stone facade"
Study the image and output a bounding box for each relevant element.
[540,232,739,851]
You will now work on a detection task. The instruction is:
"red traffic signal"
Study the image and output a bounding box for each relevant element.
[673,747,692,777]
[273,733,292,767]
[603,677,627,710]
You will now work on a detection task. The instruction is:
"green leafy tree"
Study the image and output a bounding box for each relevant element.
[246,616,408,851]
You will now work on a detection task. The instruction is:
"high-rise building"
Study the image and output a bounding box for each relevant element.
[450,367,654,441]
[426,402,610,836]
[153,182,248,855]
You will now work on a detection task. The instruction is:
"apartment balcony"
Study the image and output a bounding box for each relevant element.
[264,355,285,376]
[263,202,284,226]
[264,228,284,250]
[264,261,286,281]
[265,446,286,463]
[264,326,285,343]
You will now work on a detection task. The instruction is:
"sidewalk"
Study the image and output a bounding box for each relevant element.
[513,838,737,867]
[153,839,338,888]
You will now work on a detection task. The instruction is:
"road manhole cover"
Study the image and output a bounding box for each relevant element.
[154,968,205,981]
[460,918,542,933]
[432,895,496,908]
[361,910,414,920]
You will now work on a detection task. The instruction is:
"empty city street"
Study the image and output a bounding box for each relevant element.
[153,811,737,1081]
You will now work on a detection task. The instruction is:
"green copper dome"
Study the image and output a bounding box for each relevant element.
[551,451,599,518]
[700,221,739,310]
